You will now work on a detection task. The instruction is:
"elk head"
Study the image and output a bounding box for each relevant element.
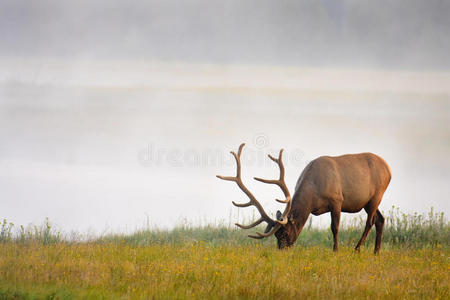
[217,143,296,249]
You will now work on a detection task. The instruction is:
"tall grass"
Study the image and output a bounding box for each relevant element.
[296,206,448,249]
[2,207,448,249]
[0,217,62,245]
[98,207,449,249]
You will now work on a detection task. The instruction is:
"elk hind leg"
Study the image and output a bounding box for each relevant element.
[374,210,385,254]
[355,206,378,252]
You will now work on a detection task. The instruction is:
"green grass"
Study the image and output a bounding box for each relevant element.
[96,207,449,249]
[1,207,448,249]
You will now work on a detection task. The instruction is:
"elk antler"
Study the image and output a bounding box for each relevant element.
[216,143,292,239]
[254,149,292,225]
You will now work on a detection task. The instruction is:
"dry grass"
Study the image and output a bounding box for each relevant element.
[0,242,448,299]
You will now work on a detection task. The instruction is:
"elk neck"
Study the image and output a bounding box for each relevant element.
[289,191,313,239]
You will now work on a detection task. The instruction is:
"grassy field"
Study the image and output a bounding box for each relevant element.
[0,244,448,299]
[0,208,448,299]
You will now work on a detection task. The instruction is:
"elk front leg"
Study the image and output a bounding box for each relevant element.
[330,208,341,252]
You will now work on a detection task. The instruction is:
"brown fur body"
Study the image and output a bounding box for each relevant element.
[276,153,392,252]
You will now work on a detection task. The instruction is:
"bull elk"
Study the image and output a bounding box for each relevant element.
[217,143,391,253]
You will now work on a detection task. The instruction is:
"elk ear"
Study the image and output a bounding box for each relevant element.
[264,223,274,233]
[276,210,283,221]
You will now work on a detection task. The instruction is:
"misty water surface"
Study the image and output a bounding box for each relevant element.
[0,60,449,233]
